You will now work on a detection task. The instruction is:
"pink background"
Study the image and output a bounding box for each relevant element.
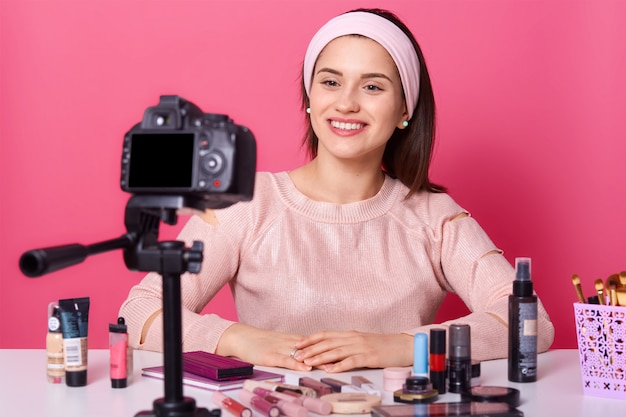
[1,0,625,351]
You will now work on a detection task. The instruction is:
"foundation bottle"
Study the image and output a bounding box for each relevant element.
[46,303,65,383]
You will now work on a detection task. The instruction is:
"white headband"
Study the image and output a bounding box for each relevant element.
[303,11,421,116]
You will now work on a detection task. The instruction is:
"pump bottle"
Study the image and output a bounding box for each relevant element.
[508,257,538,382]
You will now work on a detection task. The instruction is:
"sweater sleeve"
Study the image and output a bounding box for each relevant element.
[404,215,554,361]
[118,214,240,353]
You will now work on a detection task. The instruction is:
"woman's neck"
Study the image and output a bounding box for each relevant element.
[288,158,385,204]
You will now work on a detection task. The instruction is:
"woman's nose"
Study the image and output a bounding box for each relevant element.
[335,87,360,113]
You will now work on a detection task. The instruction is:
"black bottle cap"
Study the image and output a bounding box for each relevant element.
[65,370,87,387]
[429,328,446,354]
[111,378,128,388]
[109,317,128,333]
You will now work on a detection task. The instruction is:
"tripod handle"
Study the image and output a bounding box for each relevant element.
[19,244,88,277]
[19,234,134,278]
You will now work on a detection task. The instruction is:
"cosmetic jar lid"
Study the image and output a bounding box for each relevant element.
[65,370,87,387]
[460,386,521,407]
[111,378,128,388]
[382,367,412,392]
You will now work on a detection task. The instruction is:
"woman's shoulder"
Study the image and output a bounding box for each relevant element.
[212,171,287,220]
[390,179,468,225]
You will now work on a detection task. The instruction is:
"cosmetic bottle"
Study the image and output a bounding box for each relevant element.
[447,323,471,394]
[46,303,65,384]
[508,257,538,382]
[109,317,132,388]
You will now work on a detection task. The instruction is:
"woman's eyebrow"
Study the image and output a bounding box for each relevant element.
[316,67,393,82]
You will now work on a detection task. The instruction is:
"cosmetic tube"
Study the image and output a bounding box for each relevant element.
[429,328,446,394]
[508,257,538,382]
[109,317,131,388]
[447,323,471,394]
[413,333,428,378]
[252,388,309,417]
[59,297,90,387]
[238,389,280,417]
[246,381,332,415]
[212,391,252,417]
[46,303,65,384]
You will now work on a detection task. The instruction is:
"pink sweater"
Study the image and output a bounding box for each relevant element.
[119,172,554,361]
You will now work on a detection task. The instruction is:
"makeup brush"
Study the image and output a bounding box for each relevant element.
[616,288,626,307]
[608,282,618,307]
[571,274,586,304]
[619,271,626,288]
[606,274,620,289]
[594,279,606,305]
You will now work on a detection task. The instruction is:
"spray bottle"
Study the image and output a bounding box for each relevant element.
[508,257,538,382]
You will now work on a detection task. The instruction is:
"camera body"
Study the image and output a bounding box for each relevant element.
[120,96,256,209]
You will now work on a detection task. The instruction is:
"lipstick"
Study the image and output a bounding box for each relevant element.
[244,380,332,415]
[429,328,446,394]
[212,391,252,417]
[252,387,308,417]
[299,376,332,396]
[238,390,280,417]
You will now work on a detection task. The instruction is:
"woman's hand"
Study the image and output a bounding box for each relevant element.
[215,323,313,371]
[292,331,414,372]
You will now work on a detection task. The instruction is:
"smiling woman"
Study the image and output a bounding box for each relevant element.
[118,7,555,374]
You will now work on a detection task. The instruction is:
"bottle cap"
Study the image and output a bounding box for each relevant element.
[109,317,128,333]
[48,305,62,333]
[111,378,128,388]
[429,328,446,354]
[448,324,471,359]
[65,370,87,387]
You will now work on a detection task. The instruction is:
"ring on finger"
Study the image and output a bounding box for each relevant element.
[289,347,299,359]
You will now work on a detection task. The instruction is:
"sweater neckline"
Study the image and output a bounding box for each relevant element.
[272,171,401,223]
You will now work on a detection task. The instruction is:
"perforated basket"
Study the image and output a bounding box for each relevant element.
[573,302,626,399]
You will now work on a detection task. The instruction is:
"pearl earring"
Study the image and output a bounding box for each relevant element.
[402,120,409,127]
[306,107,311,114]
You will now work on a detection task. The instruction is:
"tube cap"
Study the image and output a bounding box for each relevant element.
[111,378,127,388]
[66,370,87,387]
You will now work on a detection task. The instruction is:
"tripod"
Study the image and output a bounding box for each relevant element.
[20,195,222,417]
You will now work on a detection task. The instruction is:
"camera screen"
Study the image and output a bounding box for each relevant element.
[128,133,195,188]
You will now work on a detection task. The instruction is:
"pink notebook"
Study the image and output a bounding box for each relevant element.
[142,366,284,391]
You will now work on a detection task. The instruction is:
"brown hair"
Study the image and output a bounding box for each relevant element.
[300,8,446,196]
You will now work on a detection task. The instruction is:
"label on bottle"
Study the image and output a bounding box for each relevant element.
[517,302,538,377]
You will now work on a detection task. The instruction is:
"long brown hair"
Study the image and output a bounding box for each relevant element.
[300,8,446,197]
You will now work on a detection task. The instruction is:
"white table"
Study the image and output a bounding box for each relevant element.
[0,349,623,416]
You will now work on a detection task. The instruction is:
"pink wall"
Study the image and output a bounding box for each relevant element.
[1,0,625,350]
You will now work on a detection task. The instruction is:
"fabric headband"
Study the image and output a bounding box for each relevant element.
[303,11,421,117]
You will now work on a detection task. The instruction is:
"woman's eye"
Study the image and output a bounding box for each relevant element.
[322,80,339,87]
[365,84,382,92]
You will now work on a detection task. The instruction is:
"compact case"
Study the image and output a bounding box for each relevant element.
[182,351,254,381]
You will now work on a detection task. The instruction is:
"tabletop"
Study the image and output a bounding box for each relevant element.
[1,349,623,417]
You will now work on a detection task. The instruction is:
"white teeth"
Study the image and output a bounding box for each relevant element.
[330,120,363,130]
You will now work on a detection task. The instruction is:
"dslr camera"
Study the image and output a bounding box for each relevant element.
[120,95,256,209]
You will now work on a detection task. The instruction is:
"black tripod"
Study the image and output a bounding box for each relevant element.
[20,195,221,417]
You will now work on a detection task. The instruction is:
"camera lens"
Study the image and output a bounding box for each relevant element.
[202,151,224,175]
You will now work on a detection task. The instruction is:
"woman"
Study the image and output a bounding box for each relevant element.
[119,8,554,373]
